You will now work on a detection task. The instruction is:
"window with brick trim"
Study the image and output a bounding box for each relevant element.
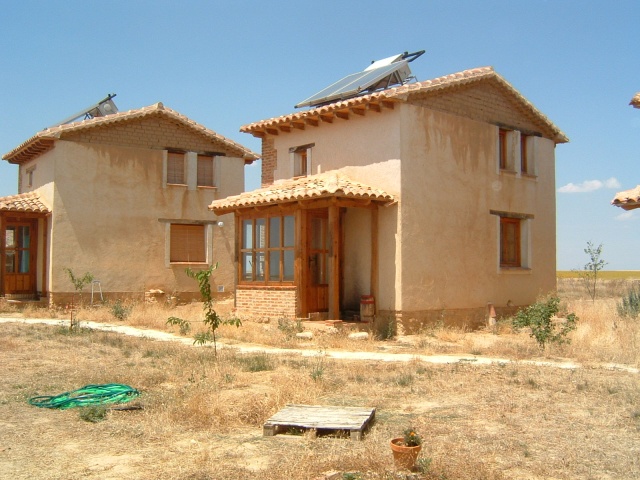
[170,224,206,263]
[167,152,185,184]
[197,154,215,187]
[240,214,294,283]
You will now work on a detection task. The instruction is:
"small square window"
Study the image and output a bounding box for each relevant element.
[290,143,313,178]
[170,224,205,263]
[498,128,509,170]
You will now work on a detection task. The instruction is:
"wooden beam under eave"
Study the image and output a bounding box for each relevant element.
[335,111,349,120]
[305,117,319,127]
[265,128,279,135]
[292,121,305,130]
[368,102,381,113]
[320,114,334,123]
[279,125,291,133]
[351,106,366,116]
[381,100,395,109]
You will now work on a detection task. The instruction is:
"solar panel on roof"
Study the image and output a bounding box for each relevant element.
[294,50,424,109]
[295,61,410,109]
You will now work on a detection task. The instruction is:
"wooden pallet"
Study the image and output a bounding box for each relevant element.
[263,404,376,440]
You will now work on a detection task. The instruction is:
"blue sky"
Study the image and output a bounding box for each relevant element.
[1,1,638,270]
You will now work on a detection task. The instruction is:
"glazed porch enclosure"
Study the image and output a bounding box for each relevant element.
[0,193,50,300]
[210,173,395,320]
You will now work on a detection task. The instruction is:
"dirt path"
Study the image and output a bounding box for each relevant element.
[2,316,637,375]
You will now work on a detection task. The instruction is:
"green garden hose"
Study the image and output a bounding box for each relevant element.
[28,383,140,410]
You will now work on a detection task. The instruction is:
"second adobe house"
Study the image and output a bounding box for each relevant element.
[0,100,258,304]
[210,53,568,333]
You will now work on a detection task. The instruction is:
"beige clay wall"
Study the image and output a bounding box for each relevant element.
[37,141,243,302]
[397,104,557,317]
[270,111,402,313]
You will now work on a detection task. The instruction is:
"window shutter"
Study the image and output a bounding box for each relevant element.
[167,152,185,184]
[170,224,205,262]
[197,155,214,187]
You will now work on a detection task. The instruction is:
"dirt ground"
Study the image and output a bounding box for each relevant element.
[0,318,639,480]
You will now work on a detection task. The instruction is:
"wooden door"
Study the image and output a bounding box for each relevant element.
[305,211,329,313]
[4,220,37,294]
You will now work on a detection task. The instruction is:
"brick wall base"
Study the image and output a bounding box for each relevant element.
[235,286,298,321]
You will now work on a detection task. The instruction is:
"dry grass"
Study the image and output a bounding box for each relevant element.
[1,278,639,479]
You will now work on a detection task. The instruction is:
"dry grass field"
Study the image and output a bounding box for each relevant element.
[0,277,639,479]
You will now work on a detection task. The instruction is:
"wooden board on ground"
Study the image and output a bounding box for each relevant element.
[263,404,376,440]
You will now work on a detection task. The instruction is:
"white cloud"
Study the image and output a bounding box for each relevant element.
[614,210,638,221]
[558,177,621,193]
[604,177,621,189]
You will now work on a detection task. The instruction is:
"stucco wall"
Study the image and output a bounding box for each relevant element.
[28,140,244,300]
[397,103,556,315]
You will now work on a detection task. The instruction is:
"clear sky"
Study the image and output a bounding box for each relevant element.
[1,1,638,270]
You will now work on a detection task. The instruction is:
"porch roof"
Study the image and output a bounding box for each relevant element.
[0,192,50,213]
[611,185,640,211]
[209,172,396,214]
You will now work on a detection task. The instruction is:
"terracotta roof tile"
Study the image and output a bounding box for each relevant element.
[631,92,640,108]
[611,185,640,210]
[209,172,395,213]
[3,102,259,164]
[0,192,50,213]
[241,66,568,144]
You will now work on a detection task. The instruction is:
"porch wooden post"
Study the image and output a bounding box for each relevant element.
[371,207,378,311]
[0,214,4,297]
[295,209,306,317]
[41,216,48,298]
[328,204,340,320]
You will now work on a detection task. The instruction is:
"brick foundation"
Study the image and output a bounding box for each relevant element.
[235,286,298,321]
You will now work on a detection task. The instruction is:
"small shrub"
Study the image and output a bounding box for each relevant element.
[79,405,108,423]
[110,299,132,321]
[512,295,578,349]
[236,352,275,372]
[277,317,303,338]
[617,285,640,319]
[310,354,325,381]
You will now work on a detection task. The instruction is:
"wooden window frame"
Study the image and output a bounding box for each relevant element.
[239,212,295,285]
[290,143,314,178]
[499,217,521,268]
[520,134,529,174]
[170,223,206,264]
[498,128,508,170]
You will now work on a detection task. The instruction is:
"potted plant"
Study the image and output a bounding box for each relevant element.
[390,427,422,470]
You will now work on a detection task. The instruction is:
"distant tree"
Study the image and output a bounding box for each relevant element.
[578,242,607,302]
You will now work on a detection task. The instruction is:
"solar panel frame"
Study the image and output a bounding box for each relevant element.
[295,60,410,109]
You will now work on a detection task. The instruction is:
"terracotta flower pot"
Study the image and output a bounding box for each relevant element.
[390,437,421,470]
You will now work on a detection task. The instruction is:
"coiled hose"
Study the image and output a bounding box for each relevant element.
[28,383,140,409]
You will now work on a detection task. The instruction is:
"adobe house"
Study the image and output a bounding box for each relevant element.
[1,102,258,304]
[611,93,639,211]
[210,60,568,333]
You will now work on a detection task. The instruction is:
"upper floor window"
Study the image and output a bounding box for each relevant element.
[25,166,36,188]
[498,129,536,176]
[498,128,509,170]
[197,154,215,187]
[167,151,185,185]
[290,143,314,178]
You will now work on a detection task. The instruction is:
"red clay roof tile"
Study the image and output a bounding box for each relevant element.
[0,191,50,213]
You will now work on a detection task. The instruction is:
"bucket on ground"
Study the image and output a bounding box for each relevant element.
[360,295,375,322]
